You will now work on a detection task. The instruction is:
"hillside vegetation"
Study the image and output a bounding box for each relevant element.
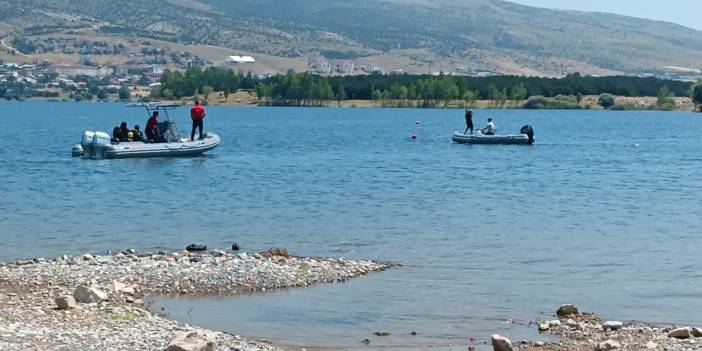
[1,0,702,76]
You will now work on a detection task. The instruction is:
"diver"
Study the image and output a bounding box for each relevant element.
[130,125,144,142]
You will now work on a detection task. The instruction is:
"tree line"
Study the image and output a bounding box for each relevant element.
[154,68,258,99]
[158,67,701,110]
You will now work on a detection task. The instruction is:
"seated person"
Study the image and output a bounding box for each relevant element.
[130,125,144,142]
[145,112,164,142]
[112,122,129,142]
[481,118,496,135]
[118,122,130,142]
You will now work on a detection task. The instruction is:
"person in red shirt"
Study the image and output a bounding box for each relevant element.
[190,100,206,141]
[145,111,161,142]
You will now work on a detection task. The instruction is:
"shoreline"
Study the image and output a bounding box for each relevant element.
[0,248,392,351]
[2,96,698,112]
[2,251,702,350]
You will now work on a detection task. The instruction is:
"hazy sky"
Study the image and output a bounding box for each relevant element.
[511,0,702,30]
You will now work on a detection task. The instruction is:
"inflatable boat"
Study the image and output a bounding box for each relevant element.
[72,131,220,159]
[72,102,220,159]
[452,125,535,145]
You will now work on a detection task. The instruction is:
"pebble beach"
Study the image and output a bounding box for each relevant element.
[0,248,392,351]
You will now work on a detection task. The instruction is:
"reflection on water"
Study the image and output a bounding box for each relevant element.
[1,103,702,349]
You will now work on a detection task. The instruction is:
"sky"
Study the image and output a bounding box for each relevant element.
[511,0,702,30]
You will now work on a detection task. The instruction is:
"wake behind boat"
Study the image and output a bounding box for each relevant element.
[72,103,220,159]
[452,125,535,145]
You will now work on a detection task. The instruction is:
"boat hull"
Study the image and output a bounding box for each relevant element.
[452,132,533,145]
[103,134,220,159]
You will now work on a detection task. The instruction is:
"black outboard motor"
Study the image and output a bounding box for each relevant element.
[520,125,535,144]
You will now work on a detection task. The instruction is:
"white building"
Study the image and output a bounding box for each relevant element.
[46,64,113,77]
[226,55,256,64]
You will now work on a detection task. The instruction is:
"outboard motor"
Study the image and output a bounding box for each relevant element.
[520,125,535,145]
[80,131,95,158]
[71,144,84,157]
[91,131,111,159]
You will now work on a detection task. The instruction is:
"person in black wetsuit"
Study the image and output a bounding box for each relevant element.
[130,125,144,142]
[112,122,129,142]
[464,110,474,135]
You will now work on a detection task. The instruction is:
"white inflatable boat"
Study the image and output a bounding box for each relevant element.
[72,103,221,159]
[73,131,220,159]
[452,125,535,145]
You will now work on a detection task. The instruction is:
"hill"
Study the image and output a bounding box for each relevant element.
[1,0,702,76]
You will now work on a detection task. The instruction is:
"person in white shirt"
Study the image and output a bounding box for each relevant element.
[481,118,496,135]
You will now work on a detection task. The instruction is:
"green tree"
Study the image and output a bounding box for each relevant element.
[691,80,702,112]
[656,86,675,109]
[201,85,214,100]
[598,93,615,109]
[336,85,347,106]
[510,83,528,107]
[118,86,131,101]
[96,89,108,100]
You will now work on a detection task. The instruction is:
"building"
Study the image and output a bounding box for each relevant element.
[225,55,256,64]
[46,64,113,77]
[337,61,354,75]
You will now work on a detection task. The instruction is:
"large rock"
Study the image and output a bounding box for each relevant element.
[491,334,513,351]
[692,327,702,337]
[556,304,579,316]
[186,244,207,252]
[603,321,624,330]
[73,285,108,303]
[55,296,77,310]
[166,331,216,351]
[112,280,135,295]
[597,340,621,351]
[668,327,692,339]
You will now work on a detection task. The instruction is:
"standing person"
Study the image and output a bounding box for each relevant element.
[464,110,474,135]
[481,118,496,135]
[190,100,206,141]
[145,111,160,141]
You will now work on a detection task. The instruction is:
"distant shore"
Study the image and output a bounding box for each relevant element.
[2,250,702,350]
[8,94,696,112]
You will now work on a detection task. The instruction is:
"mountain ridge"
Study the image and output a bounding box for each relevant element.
[1,0,701,76]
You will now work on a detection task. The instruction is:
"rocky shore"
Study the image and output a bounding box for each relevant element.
[0,248,392,351]
[490,304,702,351]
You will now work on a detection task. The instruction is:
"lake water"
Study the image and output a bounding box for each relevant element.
[1,102,702,350]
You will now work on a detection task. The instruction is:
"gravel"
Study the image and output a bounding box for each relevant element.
[0,249,392,351]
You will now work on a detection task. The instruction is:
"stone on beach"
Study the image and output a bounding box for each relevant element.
[556,304,579,316]
[538,322,550,331]
[73,285,108,303]
[186,244,207,252]
[491,334,513,351]
[55,296,76,310]
[645,341,658,349]
[111,280,135,295]
[668,327,692,339]
[603,321,624,330]
[166,330,216,351]
[692,327,702,337]
[597,340,621,351]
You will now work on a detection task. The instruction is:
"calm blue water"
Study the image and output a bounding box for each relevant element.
[2,102,702,349]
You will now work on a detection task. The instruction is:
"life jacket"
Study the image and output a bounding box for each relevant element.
[127,131,134,141]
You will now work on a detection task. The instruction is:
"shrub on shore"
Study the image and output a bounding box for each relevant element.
[523,95,582,109]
